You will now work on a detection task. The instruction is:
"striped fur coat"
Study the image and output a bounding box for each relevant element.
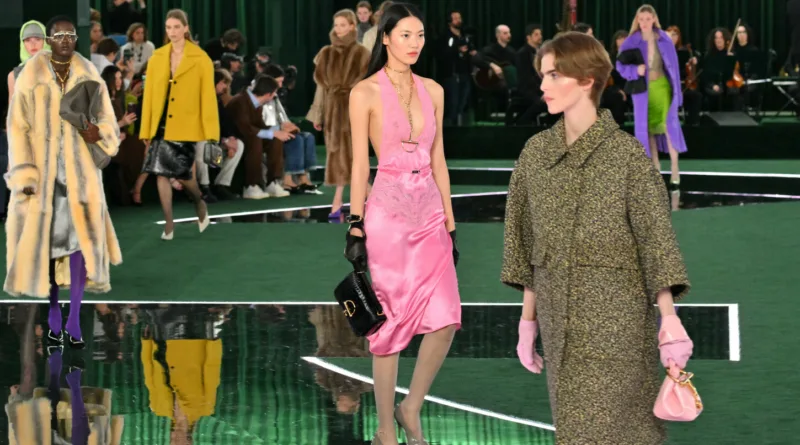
[4,50,122,298]
[6,390,124,445]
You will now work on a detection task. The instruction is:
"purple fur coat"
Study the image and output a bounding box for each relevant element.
[616,29,687,156]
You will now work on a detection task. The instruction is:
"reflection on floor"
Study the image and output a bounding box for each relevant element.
[179,191,798,225]
[0,303,734,444]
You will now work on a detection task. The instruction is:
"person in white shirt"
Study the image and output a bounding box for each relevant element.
[120,22,155,74]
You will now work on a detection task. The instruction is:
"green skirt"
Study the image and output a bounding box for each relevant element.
[647,76,672,134]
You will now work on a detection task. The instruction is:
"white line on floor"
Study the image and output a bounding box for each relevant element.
[684,191,800,199]
[0,300,732,307]
[729,304,741,362]
[155,191,508,224]
[301,356,556,432]
[312,164,800,179]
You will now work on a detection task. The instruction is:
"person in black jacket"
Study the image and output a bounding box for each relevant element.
[510,24,546,125]
[436,11,475,125]
[601,29,630,126]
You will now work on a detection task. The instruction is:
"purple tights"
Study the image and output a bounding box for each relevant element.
[47,251,86,339]
[47,351,89,443]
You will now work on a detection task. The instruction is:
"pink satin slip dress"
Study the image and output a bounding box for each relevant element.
[363,70,462,356]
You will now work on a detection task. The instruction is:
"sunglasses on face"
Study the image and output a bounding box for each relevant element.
[50,32,78,42]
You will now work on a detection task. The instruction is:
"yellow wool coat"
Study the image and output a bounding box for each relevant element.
[139,41,219,142]
[501,110,690,444]
[141,338,222,426]
[4,51,122,298]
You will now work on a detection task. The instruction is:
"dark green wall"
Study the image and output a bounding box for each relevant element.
[89,0,792,108]
[4,0,793,115]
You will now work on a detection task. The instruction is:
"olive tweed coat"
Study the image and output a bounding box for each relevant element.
[501,109,690,444]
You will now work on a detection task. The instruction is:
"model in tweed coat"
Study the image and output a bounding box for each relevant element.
[501,108,691,444]
[5,49,122,298]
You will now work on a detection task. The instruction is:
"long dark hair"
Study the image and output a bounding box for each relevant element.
[365,2,425,79]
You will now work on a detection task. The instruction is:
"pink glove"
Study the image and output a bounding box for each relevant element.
[658,315,693,369]
[517,319,544,374]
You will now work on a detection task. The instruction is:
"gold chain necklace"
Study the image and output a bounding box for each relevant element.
[51,60,71,95]
[383,66,418,152]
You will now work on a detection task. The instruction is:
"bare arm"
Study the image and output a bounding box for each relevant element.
[427,80,455,231]
[7,71,14,104]
[656,289,677,316]
[347,81,372,236]
[522,287,537,321]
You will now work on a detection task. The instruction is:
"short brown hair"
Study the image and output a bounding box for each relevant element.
[126,22,146,43]
[535,31,612,107]
[222,29,245,46]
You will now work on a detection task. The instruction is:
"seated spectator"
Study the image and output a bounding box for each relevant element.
[102,66,139,204]
[94,38,135,90]
[226,75,292,199]
[92,37,120,74]
[101,66,137,135]
[90,21,104,53]
[204,29,245,62]
[261,64,321,195]
[220,52,248,94]
[194,69,244,201]
[120,23,155,74]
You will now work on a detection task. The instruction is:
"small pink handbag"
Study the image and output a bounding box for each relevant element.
[653,362,703,421]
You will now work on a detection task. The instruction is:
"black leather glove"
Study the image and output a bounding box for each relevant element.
[449,229,459,267]
[344,230,368,272]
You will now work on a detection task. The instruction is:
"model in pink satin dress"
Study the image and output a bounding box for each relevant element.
[364,70,462,356]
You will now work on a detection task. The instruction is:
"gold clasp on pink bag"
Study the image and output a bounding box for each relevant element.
[653,364,703,421]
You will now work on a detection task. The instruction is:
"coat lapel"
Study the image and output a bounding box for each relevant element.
[540,110,618,169]
[172,42,199,79]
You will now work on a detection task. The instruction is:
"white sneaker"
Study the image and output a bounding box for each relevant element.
[243,185,269,200]
[265,180,290,198]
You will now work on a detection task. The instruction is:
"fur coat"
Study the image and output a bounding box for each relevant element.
[6,388,124,444]
[4,51,122,298]
[306,30,370,186]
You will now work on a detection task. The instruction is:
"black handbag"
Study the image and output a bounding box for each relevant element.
[616,48,648,95]
[334,270,386,337]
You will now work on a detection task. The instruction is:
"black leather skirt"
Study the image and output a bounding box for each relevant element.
[142,138,196,180]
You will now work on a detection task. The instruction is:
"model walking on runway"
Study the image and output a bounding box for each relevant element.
[345,4,460,444]
[139,9,216,239]
[617,4,687,205]
[502,32,694,444]
[5,16,123,347]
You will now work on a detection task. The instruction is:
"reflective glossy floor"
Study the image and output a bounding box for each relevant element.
[178,189,799,226]
[0,303,736,444]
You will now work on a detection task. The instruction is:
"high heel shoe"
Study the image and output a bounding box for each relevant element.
[198,213,210,233]
[66,332,85,350]
[47,329,64,345]
[394,404,428,445]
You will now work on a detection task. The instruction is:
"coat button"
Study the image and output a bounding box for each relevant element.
[171,98,175,102]
[169,114,173,118]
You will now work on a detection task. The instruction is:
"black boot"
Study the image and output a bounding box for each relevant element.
[200,185,218,203]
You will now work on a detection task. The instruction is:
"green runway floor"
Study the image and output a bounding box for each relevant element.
[1,157,798,444]
[314,145,800,174]
[3,198,796,307]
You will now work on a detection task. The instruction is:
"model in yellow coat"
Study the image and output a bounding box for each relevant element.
[138,9,218,239]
